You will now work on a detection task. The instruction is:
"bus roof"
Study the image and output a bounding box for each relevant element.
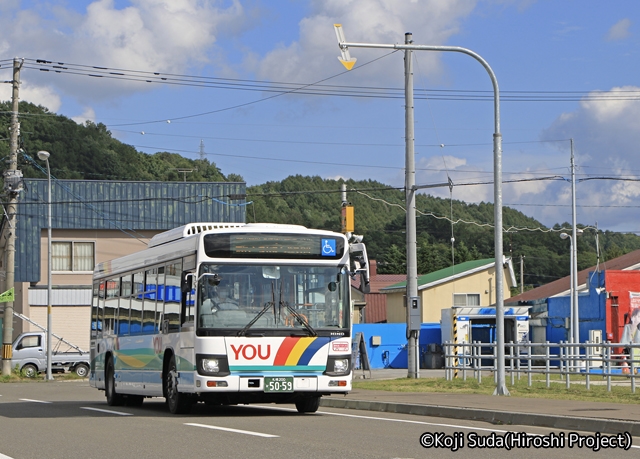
[148,222,314,248]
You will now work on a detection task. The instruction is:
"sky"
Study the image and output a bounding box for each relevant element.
[1,0,640,235]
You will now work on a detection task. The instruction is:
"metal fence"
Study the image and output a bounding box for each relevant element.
[443,341,640,392]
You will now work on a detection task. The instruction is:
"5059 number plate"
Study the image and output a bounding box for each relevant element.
[264,376,293,393]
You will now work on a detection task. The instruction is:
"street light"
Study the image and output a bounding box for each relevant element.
[334,26,508,395]
[37,150,53,381]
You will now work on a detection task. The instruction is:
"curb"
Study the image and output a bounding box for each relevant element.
[319,398,640,437]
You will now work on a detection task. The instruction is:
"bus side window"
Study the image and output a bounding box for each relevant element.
[131,271,144,335]
[104,277,120,336]
[164,261,183,331]
[143,268,158,334]
[118,274,132,335]
[91,281,101,338]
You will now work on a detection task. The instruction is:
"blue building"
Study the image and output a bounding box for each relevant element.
[0,179,246,348]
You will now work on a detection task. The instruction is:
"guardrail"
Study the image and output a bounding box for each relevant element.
[443,341,640,392]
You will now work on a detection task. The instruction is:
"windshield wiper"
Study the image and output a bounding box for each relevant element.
[237,301,274,336]
[238,281,276,336]
[283,301,317,336]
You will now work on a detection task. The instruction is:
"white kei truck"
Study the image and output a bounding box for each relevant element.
[10,313,90,378]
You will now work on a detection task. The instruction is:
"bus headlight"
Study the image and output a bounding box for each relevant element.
[202,358,219,373]
[196,354,230,376]
[334,359,349,373]
[324,355,351,376]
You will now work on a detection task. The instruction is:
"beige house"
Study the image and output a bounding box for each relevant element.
[382,257,517,323]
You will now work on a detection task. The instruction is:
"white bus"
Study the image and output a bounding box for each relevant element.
[89,222,369,414]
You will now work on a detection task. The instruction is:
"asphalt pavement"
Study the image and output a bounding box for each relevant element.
[319,369,640,436]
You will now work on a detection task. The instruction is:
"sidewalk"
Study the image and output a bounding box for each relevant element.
[319,369,640,436]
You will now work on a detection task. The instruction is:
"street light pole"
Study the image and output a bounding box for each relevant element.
[570,139,579,345]
[37,151,53,381]
[333,26,508,394]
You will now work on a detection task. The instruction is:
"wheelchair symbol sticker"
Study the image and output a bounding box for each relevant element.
[321,239,336,256]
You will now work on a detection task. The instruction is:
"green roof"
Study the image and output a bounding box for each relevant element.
[382,258,496,290]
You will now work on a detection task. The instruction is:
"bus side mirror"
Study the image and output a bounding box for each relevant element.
[181,272,193,293]
[360,272,370,294]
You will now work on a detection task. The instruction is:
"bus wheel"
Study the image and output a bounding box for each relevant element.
[295,396,320,413]
[165,355,191,414]
[105,358,124,406]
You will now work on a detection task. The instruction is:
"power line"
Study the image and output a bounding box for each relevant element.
[24,58,640,102]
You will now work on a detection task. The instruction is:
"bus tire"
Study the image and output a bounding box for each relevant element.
[105,358,124,406]
[165,355,191,414]
[295,396,320,413]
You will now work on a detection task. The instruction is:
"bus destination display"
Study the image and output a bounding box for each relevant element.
[204,233,344,259]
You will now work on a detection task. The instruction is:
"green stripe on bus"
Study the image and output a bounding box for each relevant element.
[229,365,325,372]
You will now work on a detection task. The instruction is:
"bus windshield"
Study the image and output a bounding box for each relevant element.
[197,264,349,333]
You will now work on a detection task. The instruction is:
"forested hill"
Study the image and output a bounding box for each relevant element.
[3,102,640,290]
[247,175,640,287]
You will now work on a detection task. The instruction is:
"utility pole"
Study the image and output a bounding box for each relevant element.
[2,58,24,376]
[520,255,524,295]
[404,33,420,379]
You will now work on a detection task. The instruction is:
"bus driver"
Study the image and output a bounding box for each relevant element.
[204,282,239,311]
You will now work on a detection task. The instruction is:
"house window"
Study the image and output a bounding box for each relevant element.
[453,293,480,307]
[52,241,95,272]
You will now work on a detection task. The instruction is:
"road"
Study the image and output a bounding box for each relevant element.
[0,382,637,458]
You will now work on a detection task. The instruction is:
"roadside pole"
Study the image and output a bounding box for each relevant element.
[2,58,24,376]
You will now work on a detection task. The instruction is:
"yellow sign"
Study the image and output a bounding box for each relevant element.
[0,287,14,303]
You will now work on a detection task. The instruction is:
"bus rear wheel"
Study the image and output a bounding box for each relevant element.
[165,355,192,414]
[295,396,320,413]
[105,358,124,406]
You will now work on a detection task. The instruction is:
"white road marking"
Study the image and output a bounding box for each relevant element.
[80,407,133,416]
[0,453,14,459]
[19,398,51,404]
[257,405,506,433]
[254,405,640,449]
[185,422,279,438]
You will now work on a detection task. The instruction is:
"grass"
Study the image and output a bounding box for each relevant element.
[352,374,640,405]
[0,367,87,383]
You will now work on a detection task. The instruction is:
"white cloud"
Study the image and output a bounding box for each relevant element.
[503,171,550,200]
[539,86,640,229]
[414,153,494,204]
[72,107,96,124]
[580,86,640,124]
[253,0,477,85]
[0,79,62,112]
[0,0,247,104]
[607,18,631,41]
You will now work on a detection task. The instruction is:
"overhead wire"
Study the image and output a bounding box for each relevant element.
[23,52,402,127]
[22,58,640,103]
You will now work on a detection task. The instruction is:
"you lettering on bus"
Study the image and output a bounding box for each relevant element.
[230,344,271,360]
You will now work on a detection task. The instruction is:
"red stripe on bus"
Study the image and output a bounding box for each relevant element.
[273,337,299,366]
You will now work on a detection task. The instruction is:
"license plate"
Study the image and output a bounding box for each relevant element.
[264,376,294,393]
